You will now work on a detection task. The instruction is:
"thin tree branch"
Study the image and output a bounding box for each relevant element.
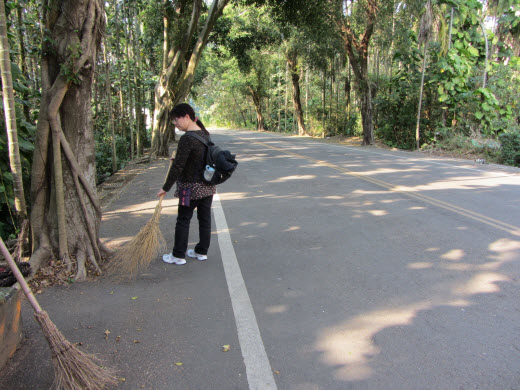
[58,129,102,217]
[71,152,102,266]
[50,117,71,266]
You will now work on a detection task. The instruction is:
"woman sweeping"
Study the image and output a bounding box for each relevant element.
[157,103,216,265]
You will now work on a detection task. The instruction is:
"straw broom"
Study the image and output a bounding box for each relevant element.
[0,237,118,390]
[107,195,166,278]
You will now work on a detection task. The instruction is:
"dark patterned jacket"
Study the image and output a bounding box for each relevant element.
[162,130,209,192]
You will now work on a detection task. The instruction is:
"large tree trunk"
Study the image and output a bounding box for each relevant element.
[151,0,230,157]
[249,87,265,131]
[103,36,117,173]
[349,54,375,145]
[345,64,351,119]
[151,0,201,157]
[287,50,306,136]
[359,80,375,145]
[416,44,428,150]
[115,2,127,137]
[322,68,326,134]
[331,0,379,145]
[30,0,106,279]
[123,0,135,160]
[285,60,289,133]
[134,7,146,157]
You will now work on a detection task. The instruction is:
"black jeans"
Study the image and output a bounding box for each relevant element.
[172,195,213,258]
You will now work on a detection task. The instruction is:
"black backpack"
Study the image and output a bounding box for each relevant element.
[185,132,238,185]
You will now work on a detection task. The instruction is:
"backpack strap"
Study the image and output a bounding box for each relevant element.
[184,132,213,182]
[184,131,212,146]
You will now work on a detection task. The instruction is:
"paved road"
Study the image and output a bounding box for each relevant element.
[2,129,520,390]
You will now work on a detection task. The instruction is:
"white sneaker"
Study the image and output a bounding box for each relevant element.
[187,249,207,261]
[162,253,186,265]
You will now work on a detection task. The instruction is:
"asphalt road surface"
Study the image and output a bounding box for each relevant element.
[3,129,520,390]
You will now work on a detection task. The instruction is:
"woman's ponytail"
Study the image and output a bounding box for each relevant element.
[196,118,210,136]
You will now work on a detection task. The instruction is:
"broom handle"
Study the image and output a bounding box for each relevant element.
[0,237,43,314]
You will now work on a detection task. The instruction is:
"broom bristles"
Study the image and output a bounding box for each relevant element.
[35,311,119,390]
[107,198,166,279]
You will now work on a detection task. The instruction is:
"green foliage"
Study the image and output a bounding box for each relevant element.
[139,0,163,71]
[306,117,325,137]
[60,42,83,84]
[486,58,520,132]
[375,48,431,149]
[326,113,360,137]
[430,45,515,137]
[241,0,325,30]
[499,130,520,167]
[430,41,480,135]
[373,0,519,152]
[421,132,501,163]
[95,132,133,183]
[93,109,138,183]
[225,5,280,74]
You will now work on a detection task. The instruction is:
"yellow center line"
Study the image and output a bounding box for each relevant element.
[253,140,520,237]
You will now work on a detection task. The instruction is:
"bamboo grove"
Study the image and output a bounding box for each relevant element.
[0,0,519,276]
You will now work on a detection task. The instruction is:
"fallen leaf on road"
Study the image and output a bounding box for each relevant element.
[116,336,121,342]
[133,340,141,344]
[222,345,230,352]
[175,362,183,366]
[132,297,138,300]
[104,330,110,339]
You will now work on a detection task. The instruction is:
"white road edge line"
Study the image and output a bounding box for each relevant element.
[213,193,278,390]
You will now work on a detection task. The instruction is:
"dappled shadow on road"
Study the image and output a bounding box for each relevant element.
[217,133,520,389]
[101,200,178,247]
[313,238,519,384]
